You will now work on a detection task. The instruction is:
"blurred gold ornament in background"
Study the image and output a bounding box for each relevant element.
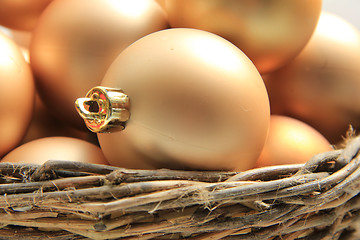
[265,12,360,144]
[164,0,322,74]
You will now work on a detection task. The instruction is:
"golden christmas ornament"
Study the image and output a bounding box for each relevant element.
[76,28,270,171]
[0,31,35,158]
[256,115,332,167]
[165,0,322,74]
[0,0,53,31]
[30,0,169,130]
[265,12,360,144]
[2,137,109,165]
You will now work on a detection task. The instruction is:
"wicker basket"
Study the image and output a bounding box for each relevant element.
[1,135,360,240]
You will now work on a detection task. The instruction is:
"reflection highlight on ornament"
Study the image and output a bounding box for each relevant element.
[317,12,360,45]
[189,36,243,72]
[109,0,153,18]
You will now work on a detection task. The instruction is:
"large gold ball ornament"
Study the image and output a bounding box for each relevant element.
[265,12,360,144]
[0,31,35,158]
[0,0,53,31]
[30,0,169,130]
[164,0,322,74]
[76,28,270,171]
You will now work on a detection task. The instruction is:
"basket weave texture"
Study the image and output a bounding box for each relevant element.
[1,136,360,239]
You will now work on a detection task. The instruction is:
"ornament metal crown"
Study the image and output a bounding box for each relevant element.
[75,86,130,133]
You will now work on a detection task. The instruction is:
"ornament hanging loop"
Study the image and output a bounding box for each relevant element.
[75,86,130,133]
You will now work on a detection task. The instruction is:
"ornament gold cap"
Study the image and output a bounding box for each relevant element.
[75,86,130,133]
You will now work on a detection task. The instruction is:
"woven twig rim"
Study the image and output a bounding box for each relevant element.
[1,136,360,239]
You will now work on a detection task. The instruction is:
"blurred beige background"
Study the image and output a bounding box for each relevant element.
[323,0,360,30]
